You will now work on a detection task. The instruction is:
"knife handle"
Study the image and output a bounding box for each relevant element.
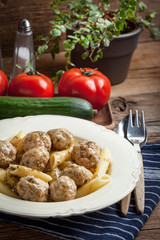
[121,192,131,216]
[134,152,145,214]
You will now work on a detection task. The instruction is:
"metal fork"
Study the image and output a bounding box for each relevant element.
[127,110,145,152]
[127,109,145,214]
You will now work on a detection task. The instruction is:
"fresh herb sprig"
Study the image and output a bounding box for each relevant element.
[36,0,160,82]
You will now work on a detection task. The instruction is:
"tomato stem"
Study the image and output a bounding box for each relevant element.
[93,109,98,115]
[27,70,40,76]
[81,68,95,77]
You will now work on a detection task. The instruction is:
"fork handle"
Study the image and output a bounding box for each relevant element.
[134,152,145,214]
[121,193,131,216]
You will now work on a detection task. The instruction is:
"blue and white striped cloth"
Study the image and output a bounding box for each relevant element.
[0,142,160,240]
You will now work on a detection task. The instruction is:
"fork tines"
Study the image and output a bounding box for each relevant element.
[128,109,145,130]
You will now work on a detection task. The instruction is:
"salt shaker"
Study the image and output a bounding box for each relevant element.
[10,19,35,80]
[0,40,4,71]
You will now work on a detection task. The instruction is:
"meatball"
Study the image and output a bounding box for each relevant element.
[20,146,49,171]
[17,175,49,202]
[61,164,93,187]
[0,140,17,168]
[47,128,74,150]
[22,131,51,152]
[71,141,100,171]
[50,176,77,201]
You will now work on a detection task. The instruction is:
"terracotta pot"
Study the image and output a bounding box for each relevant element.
[68,26,142,85]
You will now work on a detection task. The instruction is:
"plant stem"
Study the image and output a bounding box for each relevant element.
[99,0,105,12]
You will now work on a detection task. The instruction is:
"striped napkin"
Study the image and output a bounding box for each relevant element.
[0,142,160,240]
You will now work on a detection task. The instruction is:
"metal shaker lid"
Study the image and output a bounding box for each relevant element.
[18,19,31,33]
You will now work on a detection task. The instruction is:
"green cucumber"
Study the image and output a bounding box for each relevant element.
[0,96,97,120]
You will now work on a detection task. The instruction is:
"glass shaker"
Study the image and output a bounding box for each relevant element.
[10,19,35,80]
[0,40,4,71]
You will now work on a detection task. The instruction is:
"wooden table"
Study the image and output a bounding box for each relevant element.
[0,39,160,239]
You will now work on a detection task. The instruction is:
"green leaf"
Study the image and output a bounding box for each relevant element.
[115,20,124,31]
[57,70,65,77]
[127,8,135,18]
[104,32,113,41]
[90,41,100,49]
[52,70,65,84]
[149,10,156,19]
[55,70,65,80]
[102,0,109,4]
[68,3,75,10]
[98,18,105,24]
[82,27,91,33]
[40,36,50,41]
[49,2,54,8]
[50,28,61,37]
[92,31,101,40]
[104,19,114,28]
[16,64,25,70]
[68,35,79,41]
[60,25,66,33]
[119,9,127,19]
[93,54,99,62]
[103,37,110,47]
[80,21,88,25]
[89,3,98,11]
[139,2,147,12]
[51,51,55,59]
[80,38,89,49]
[142,20,151,27]
[66,60,75,67]
[81,51,89,59]
[87,34,92,42]
[114,31,120,36]
[49,20,55,24]
[74,29,85,34]
[65,52,70,59]
[34,35,43,41]
[53,42,60,54]
[97,49,103,58]
[150,27,160,40]
[54,9,61,15]
[65,23,73,30]
[63,40,75,51]
[37,44,48,55]
[27,61,33,70]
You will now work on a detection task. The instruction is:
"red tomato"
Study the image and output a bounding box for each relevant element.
[8,72,54,97]
[0,70,8,96]
[58,68,111,110]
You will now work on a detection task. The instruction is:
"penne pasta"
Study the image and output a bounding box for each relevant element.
[0,181,19,199]
[10,130,25,156]
[8,164,52,182]
[94,147,111,178]
[0,128,113,202]
[50,146,73,169]
[0,168,18,190]
[0,168,6,182]
[58,160,74,170]
[76,174,111,198]
[46,167,61,184]
[5,170,19,189]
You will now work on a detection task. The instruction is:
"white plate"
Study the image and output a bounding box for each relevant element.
[0,115,141,218]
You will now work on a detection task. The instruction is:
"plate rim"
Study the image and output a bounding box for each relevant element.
[0,114,141,218]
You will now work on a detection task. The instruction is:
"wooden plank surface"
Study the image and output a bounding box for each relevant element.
[3,42,160,144]
[0,0,160,57]
[0,0,160,239]
[135,203,160,240]
[0,202,160,240]
[1,39,160,239]
[3,41,160,78]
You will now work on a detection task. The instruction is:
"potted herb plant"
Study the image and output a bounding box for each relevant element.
[37,0,159,85]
